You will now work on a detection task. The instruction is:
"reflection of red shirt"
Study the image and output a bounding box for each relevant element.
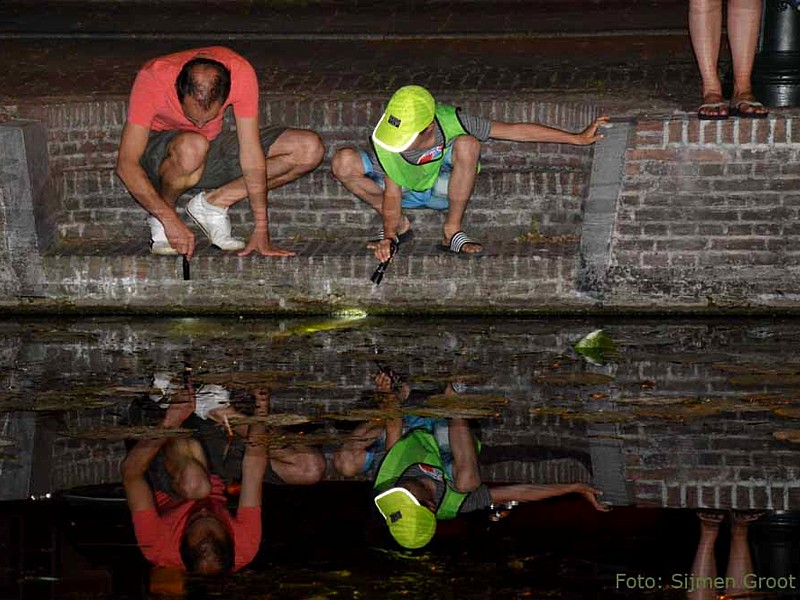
[126,46,259,141]
[131,474,261,572]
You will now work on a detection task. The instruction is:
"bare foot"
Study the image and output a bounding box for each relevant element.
[698,92,729,119]
[730,90,768,118]
[698,511,725,531]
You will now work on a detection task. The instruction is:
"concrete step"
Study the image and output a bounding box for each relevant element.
[38,239,580,313]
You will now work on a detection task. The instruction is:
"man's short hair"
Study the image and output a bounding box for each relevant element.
[175,58,232,110]
[179,529,235,575]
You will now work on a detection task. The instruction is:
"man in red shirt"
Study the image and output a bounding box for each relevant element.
[121,386,268,575]
[116,46,324,258]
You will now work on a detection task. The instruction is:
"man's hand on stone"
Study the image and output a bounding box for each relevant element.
[238,231,296,257]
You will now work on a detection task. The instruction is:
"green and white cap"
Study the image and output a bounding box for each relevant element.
[372,85,436,153]
[374,487,436,549]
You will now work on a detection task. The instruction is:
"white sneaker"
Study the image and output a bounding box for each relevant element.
[185,191,246,251]
[147,216,179,255]
[194,384,231,420]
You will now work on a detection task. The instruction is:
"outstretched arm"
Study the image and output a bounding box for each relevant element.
[489,116,608,146]
[489,482,610,511]
[238,389,269,509]
[121,390,195,511]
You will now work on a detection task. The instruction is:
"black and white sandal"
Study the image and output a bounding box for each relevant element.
[440,231,484,257]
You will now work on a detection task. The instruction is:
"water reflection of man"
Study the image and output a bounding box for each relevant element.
[121,385,268,575]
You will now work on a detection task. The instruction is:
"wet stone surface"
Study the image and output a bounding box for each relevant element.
[0,316,799,598]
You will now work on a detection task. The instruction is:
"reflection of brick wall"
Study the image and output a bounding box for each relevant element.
[6,319,799,506]
[50,409,126,491]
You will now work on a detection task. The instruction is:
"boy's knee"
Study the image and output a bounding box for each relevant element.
[276,450,327,485]
[332,450,362,478]
[331,147,364,181]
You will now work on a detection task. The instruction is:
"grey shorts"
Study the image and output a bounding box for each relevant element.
[141,125,287,191]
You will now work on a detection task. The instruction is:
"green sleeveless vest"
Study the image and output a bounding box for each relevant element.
[373,430,468,520]
[372,104,471,192]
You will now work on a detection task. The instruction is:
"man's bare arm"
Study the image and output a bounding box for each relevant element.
[115,122,196,257]
[238,389,269,509]
[234,116,294,257]
[374,178,403,262]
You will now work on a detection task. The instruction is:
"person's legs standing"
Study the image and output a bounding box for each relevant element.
[728,0,768,116]
[689,0,728,118]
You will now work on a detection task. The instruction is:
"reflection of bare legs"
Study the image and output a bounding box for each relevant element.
[689,512,724,600]
[332,420,386,477]
[448,418,481,493]
[162,438,212,500]
[725,512,760,595]
[208,404,325,486]
[270,445,326,485]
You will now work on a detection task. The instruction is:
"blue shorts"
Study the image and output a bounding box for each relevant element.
[359,148,453,211]
[362,416,451,474]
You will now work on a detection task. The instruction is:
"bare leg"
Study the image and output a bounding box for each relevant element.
[269,445,326,485]
[206,129,324,208]
[688,512,723,600]
[448,417,481,493]
[330,147,411,241]
[162,438,212,500]
[332,420,386,477]
[207,403,325,485]
[158,133,210,204]
[725,512,760,595]
[444,136,482,253]
[689,0,728,118]
[728,0,768,115]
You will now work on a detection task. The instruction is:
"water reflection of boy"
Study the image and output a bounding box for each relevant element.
[121,385,268,575]
[371,416,610,550]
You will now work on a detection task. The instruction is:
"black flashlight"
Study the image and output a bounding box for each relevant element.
[370,239,399,285]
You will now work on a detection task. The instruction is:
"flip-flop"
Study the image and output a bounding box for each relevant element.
[439,230,484,258]
[730,99,769,119]
[371,227,414,245]
[697,101,729,121]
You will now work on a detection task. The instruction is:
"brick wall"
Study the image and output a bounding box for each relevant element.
[1,97,595,246]
[608,115,800,308]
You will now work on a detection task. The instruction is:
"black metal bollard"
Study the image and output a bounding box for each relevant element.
[752,0,800,106]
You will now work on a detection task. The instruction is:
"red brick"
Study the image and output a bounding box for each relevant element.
[627,149,677,161]
[667,120,683,144]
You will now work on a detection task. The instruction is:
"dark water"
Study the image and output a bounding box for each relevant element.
[1,316,799,599]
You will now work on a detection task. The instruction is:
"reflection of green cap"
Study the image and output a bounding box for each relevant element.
[374,487,436,549]
[372,86,436,153]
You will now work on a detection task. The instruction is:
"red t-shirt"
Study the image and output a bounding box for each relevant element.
[131,474,261,572]
[126,46,259,141]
